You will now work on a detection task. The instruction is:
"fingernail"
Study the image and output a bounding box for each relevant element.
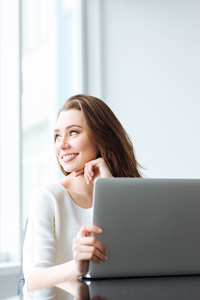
[103,256,108,261]
[97,228,102,233]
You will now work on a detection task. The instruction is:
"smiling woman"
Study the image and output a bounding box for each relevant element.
[54,109,98,177]
[22,94,142,298]
[56,94,142,178]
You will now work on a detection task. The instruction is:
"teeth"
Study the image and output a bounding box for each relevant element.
[63,154,76,159]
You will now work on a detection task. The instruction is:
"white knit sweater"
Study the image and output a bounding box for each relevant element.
[23,180,93,299]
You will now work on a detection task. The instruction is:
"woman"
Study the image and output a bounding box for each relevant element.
[23,94,142,297]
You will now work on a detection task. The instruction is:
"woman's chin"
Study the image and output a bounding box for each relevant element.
[63,166,84,175]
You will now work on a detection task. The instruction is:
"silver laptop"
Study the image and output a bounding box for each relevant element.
[88,178,200,278]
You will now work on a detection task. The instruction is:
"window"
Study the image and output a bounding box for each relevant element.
[0,0,79,263]
[21,0,76,229]
[0,0,21,262]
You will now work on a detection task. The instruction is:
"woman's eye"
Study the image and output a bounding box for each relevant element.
[70,131,78,136]
[55,135,61,141]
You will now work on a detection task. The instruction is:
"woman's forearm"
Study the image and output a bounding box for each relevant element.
[27,260,77,292]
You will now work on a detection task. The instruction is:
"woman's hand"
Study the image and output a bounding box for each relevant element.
[74,157,112,185]
[72,224,108,277]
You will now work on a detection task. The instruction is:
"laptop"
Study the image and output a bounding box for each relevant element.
[88,178,200,279]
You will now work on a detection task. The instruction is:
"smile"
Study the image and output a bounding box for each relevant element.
[62,153,79,162]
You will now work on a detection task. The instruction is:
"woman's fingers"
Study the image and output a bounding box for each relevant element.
[84,158,112,185]
[74,236,107,255]
[73,225,108,263]
[77,224,103,237]
[75,252,101,264]
[84,160,100,184]
[73,244,108,263]
[73,158,112,184]
[74,168,85,177]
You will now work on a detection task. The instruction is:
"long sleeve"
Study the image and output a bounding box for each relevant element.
[22,181,93,299]
[23,186,56,298]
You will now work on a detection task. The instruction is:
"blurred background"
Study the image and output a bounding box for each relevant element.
[0,0,200,297]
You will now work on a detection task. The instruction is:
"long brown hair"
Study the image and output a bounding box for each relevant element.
[56,94,142,178]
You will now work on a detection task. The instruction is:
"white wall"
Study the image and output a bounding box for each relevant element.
[85,0,200,179]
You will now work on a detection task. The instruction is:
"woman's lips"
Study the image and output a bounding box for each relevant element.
[62,153,79,163]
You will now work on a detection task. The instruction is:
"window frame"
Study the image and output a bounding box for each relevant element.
[0,0,22,263]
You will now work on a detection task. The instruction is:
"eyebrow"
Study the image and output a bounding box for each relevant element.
[54,125,83,133]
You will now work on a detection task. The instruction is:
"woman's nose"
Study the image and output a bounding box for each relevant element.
[60,137,70,149]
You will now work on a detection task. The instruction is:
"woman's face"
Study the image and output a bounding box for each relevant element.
[54,109,98,173]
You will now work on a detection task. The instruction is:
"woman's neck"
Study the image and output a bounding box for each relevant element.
[60,173,93,208]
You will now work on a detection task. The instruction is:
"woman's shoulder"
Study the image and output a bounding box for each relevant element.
[30,180,69,216]
[34,180,67,197]
[31,180,69,206]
